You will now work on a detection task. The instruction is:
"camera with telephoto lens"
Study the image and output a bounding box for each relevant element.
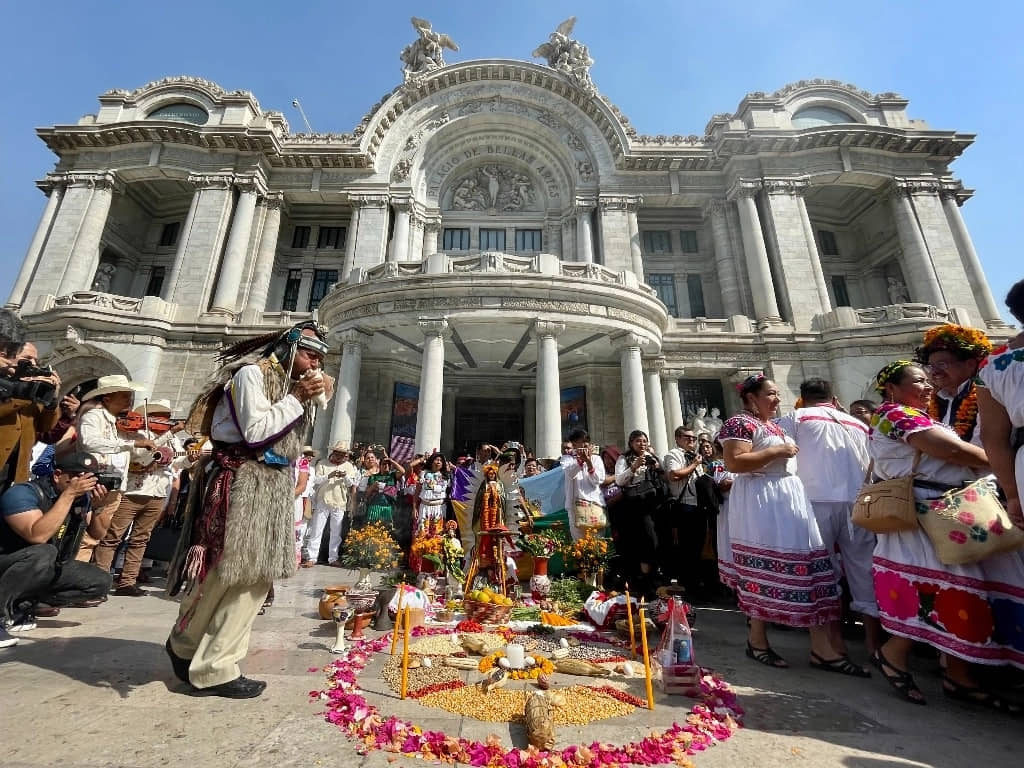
[95,472,122,492]
[0,359,57,407]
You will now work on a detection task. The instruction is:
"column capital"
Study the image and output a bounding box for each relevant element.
[762,176,810,196]
[610,332,651,352]
[64,171,119,192]
[349,193,390,209]
[597,194,642,211]
[727,178,762,200]
[418,317,450,338]
[642,355,666,374]
[660,367,685,381]
[391,196,414,213]
[36,174,67,195]
[422,215,442,232]
[188,172,235,190]
[939,178,973,206]
[702,197,731,219]
[263,191,286,210]
[233,173,267,196]
[573,195,597,213]
[533,319,566,339]
[891,177,941,197]
[338,328,370,350]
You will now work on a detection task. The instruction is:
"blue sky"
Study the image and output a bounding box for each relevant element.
[2,1,1020,322]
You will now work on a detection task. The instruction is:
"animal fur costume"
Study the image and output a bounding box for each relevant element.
[168,326,326,596]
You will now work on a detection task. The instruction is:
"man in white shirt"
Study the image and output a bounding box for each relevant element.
[663,425,705,594]
[777,378,880,656]
[74,375,157,562]
[303,443,358,567]
[559,428,606,539]
[166,322,329,699]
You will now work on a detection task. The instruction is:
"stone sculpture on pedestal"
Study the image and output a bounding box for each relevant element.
[400,17,459,82]
[532,17,595,95]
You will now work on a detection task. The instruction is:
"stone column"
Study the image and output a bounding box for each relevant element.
[415,318,449,455]
[940,183,1002,322]
[887,182,945,307]
[209,176,261,316]
[422,217,441,260]
[533,320,565,462]
[627,202,645,276]
[441,385,457,456]
[341,200,362,280]
[704,199,743,317]
[613,333,649,438]
[388,200,411,263]
[731,180,782,322]
[643,356,669,458]
[57,172,117,296]
[297,268,315,313]
[409,210,425,265]
[244,192,284,314]
[163,182,201,301]
[167,173,235,305]
[562,216,576,263]
[661,369,684,437]
[598,196,636,273]
[350,195,390,271]
[8,178,65,308]
[794,187,832,313]
[575,200,595,263]
[329,330,367,449]
[521,384,537,456]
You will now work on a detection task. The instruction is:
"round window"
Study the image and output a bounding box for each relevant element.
[147,103,209,125]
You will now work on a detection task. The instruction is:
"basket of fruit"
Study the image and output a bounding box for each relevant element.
[463,587,515,624]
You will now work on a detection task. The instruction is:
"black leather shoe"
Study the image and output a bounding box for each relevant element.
[114,585,147,597]
[188,676,266,699]
[165,639,191,683]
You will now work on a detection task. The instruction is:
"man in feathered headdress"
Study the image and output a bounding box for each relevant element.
[165,321,331,698]
[916,323,992,447]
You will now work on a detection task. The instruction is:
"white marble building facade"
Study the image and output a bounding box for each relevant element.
[9,24,1007,459]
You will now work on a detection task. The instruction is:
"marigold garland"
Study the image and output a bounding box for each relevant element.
[928,384,979,441]
[478,650,555,680]
[312,628,743,767]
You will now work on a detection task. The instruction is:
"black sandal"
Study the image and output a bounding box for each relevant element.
[942,676,1021,714]
[871,649,926,705]
[746,641,788,668]
[810,652,871,678]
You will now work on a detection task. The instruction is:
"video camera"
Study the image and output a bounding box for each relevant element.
[0,359,57,408]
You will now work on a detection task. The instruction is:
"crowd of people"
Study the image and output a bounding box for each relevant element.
[1,277,1022,710]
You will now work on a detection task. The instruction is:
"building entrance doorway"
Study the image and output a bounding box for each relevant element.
[453,396,524,457]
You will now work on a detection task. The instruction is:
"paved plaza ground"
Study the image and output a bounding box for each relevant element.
[2,564,1021,768]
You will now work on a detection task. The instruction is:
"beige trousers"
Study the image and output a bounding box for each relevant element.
[75,490,123,562]
[93,494,164,587]
[168,565,271,688]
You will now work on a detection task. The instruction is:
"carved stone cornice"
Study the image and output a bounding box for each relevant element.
[188,172,235,190]
[642,355,666,374]
[727,178,762,200]
[610,332,650,351]
[349,193,390,208]
[891,177,941,197]
[64,171,119,192]
[36,174,68,195]
[533,319,566,339]
[938,179,973,206]
[597,194,642,212]
[702,198,731,219]
[762,176,810,196]
[418,317,450,338]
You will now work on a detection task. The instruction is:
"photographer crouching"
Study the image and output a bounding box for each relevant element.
[0,452,114,648]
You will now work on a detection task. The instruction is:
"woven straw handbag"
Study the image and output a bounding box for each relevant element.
[917,478,1024,565]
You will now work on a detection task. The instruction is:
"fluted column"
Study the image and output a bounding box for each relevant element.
[731,180,782,322]
[627,201,644,277]
[613,333,649,438]
[940,183,1002,322]
[57,172,118,296]
[209,175,262,315]
[388,200,412,263]
[329,330,367,449]
[575,200,595,263]
[887,182,945,307]
[415,318,449,455]
[643,356,669,458]
[8,178,65,308]
[341,201,363,280]
[245,192,284,313]
[534,320,565,461]
[704,199,743,317]
[661,369,684,437]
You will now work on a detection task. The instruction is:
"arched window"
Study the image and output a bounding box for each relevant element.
[792,106,856,129]
[147,103,209,125]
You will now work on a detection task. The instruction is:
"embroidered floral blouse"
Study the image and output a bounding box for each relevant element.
[978,344,1024,430]
[718,412,795,477]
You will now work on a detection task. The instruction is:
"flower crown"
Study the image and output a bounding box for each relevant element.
[735,372,766,395]
[917,324,992,361]
[873,359,915,395]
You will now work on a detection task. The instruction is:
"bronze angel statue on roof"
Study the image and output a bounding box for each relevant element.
[532,17,595,94]
[401,17,459,82]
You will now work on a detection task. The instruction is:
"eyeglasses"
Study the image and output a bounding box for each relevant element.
[679,434,696,441]
[925,361,955,372]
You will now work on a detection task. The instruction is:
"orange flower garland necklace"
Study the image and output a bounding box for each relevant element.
[928,384,978,441]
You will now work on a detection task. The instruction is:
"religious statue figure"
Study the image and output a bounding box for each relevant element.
[887,276,911,304]
[400,17,459,82]
[91,262,117,293]
[532,17,595,95]
[705,407,724,438]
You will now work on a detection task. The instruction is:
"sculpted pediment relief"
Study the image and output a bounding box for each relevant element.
[444,163,541,212]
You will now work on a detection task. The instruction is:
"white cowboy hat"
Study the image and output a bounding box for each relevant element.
[81,375,146,402]
[329,441,351,453]
[138,399,173,415]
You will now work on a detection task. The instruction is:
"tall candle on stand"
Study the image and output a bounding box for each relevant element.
[625,582,636,660]
[639,602,655,710]
[505,642,526,670]
[400,607,412,699]
[390,581,406,656]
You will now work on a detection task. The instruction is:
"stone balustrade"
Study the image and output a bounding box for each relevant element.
[819,303,970,330]
[39,291,177,322]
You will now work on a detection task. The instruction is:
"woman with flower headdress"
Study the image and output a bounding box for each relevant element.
[718,374,850,673]
[408,451,451,572]
[867,359,1024,710]
[917,323,993,448]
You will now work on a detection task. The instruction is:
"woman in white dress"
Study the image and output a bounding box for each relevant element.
[868,359,1024,710]
[720,374,857,674]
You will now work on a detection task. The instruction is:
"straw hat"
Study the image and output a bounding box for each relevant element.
[138,399,173,415]
[329,441,351,454]
[81,375,145,402]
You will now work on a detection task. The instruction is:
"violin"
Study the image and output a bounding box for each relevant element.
[115,410,183,435]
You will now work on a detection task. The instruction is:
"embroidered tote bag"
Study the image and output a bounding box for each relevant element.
[917,478,1024,565]
[851,455,920,534]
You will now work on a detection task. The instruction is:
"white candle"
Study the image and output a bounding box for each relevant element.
[505,643,525,670]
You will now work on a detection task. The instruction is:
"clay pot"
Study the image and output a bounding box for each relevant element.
[318,584,350,620]
[349,611,375,639]
[530,557,551,600]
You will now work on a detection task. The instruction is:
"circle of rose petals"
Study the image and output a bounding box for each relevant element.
[311,625,743,767]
